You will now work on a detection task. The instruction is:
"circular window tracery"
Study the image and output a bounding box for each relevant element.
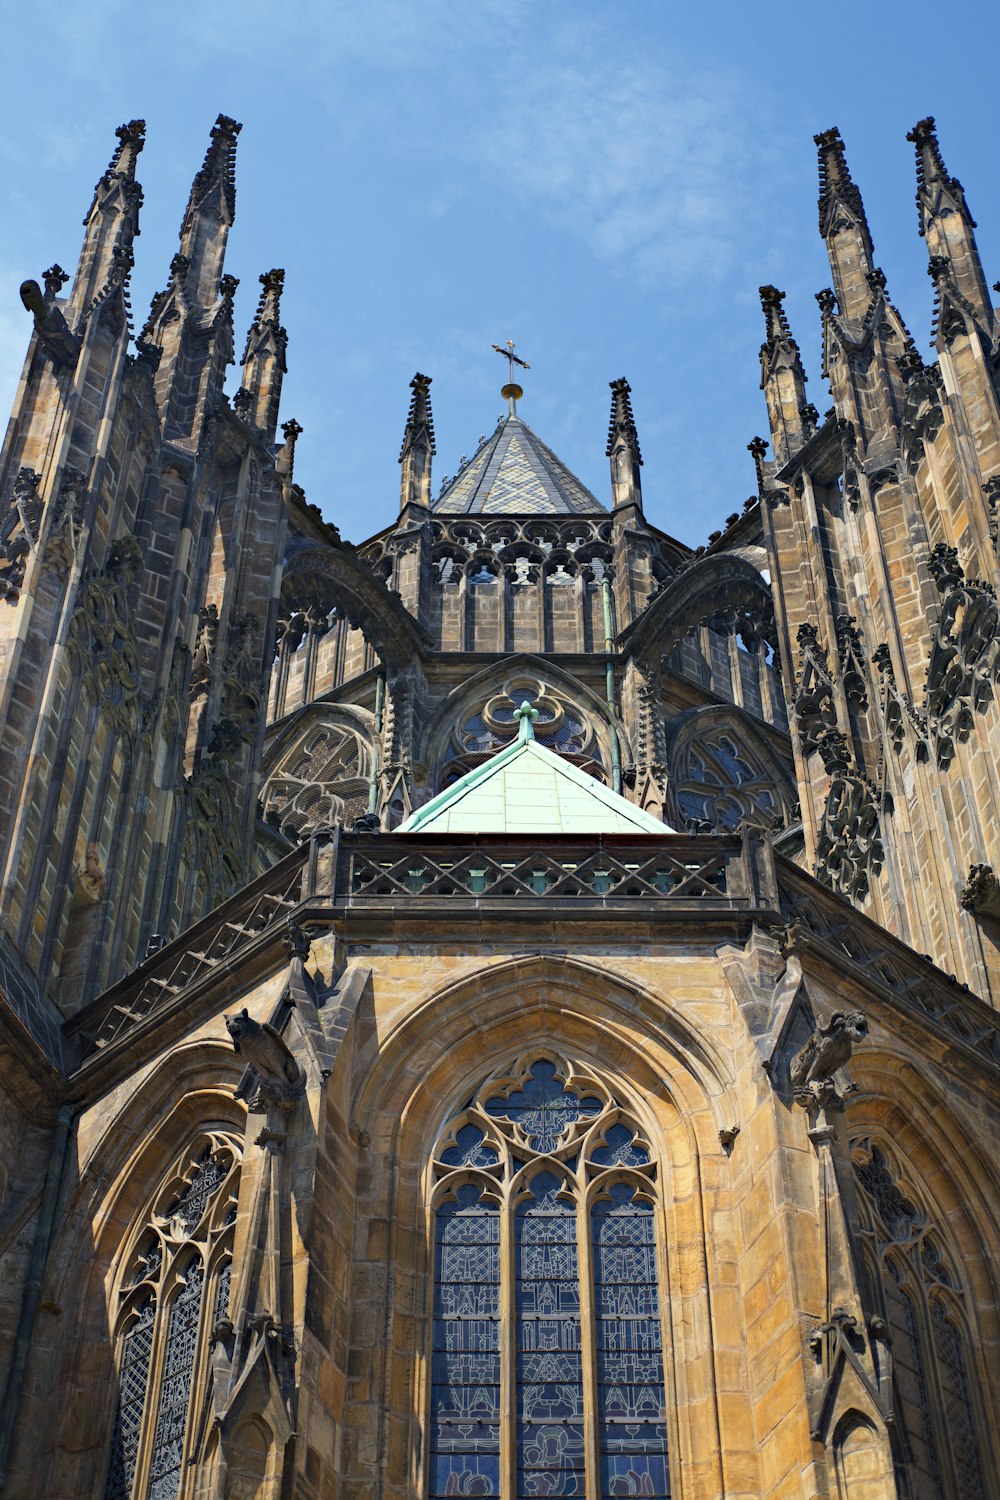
[440,677,604,789]
[667,712,793,833]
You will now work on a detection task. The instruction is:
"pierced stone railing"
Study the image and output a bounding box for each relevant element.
[68,846,309,1056]
[338,831,771,909]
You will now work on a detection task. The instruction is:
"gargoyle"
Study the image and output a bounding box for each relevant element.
[225,1008,305,1104]
[19,278,80,368]
[790,1010,867,1093]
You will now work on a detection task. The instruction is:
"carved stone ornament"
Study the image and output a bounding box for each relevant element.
[790,1010,868,1097]
[959,862,1000,917]
[793,623,838,753]
[225,1007,305,1111]
[815,740,884,901]
[189,603,219,699]
[871,643,929,760]
[67,534,144,733]
[834,614,869,712]
[985,475,1000,563]
[924,543,1000,769]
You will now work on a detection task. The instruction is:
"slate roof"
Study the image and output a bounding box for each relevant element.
[433,413,606,516]
[398,705,672,835]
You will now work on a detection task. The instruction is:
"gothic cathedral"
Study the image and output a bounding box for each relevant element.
[0,112,998,1500]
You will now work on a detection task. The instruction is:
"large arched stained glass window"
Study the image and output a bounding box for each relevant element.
[103,1132,240,1500]
[429,1057,671,1499]
[851,1139,991,1500]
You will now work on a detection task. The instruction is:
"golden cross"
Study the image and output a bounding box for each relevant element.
[491,338,530,384]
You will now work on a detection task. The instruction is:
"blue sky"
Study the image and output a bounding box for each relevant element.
[1,0,997,546]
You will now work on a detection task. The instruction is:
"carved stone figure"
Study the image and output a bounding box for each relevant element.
[790,1010,868,1091]
[225,1008,305,1096]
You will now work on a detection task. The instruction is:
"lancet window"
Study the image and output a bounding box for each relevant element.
[850,1139,991,1500]
[440,678,605,788]
[103,1132,241,1500]
[429,1056,671,1499]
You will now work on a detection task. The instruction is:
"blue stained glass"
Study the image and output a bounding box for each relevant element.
[485,1062,601,1152]
[516,1173,585,1495]
[430,1454,500,1496]
[103,1295,156,1500]
[441,1126,500,1168]
[591,1125,651,1168]
[431,1185,501,1497]
[593,1184,671,1498]
[147,1260,204,1500]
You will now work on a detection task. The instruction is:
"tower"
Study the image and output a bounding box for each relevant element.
[0,118,998,1500]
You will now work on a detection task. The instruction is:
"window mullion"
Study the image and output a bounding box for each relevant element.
[577,1178,600,1500]
[500,1174,516,1500]
[909,1261,959,1500]
[130,1275,172,1500]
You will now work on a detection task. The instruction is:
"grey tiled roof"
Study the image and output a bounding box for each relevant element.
[434,414,606,515]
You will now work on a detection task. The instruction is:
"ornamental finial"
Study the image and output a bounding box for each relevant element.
[515,700,539,741]
[492,338,530,415]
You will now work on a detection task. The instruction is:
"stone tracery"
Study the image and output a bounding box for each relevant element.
[850,1139,988,1500]
[428,1056,670,1500]
[103,1132,241,1500]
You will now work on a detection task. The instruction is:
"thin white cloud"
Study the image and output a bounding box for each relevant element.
[463,49,786,287]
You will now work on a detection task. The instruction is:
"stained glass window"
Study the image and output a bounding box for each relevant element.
[103,1297,155,1500]
[429,1184,501,1498]
[103,1134,241,1500]
[593,1185,670,1500]
[148,1261,204,1500]
[516,1172,584,1498]
[851,1138,990,1500]
[431,1057,671,1499]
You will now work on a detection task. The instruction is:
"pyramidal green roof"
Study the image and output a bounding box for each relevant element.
[433,412,605,516]
[398,705,673,835]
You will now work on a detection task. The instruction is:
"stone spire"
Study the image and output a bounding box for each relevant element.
[907,116,993,333]
[606,378,643,512]
[399,372,435,512]
[67,118,145,328]
[758,286,813,465]
[175,113,241,309]
[237,269,287,441]
[815,127,876,323]
[140,115,243,441]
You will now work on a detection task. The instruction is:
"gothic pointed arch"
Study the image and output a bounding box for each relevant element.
[260,701,377,838]
[664,703,796,832]
[101,1129,242,1500]
[34,1048,248,1500]
[338,956,749,1500]
[280,538,430,671]
[427,1053,671,1499]
[419,655,625,792]
[622,552,778,666]
[839,1055,1000,1500]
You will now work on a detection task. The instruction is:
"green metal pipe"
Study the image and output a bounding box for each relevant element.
[367,671,385,815]
[601,579,623,794]
[0,1104,74,1491]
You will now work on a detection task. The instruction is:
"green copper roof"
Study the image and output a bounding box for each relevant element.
[398,704,672,835]
[433,413,606,516]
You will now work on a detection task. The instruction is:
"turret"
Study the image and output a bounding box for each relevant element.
[758,286,814,465]
[399,372,435,512]
[237,269,287,442]
[815,127,876,324]
[66,118,145,328]
[606,378,642,513]
[141,114,242,442]
[908,116,994,335]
